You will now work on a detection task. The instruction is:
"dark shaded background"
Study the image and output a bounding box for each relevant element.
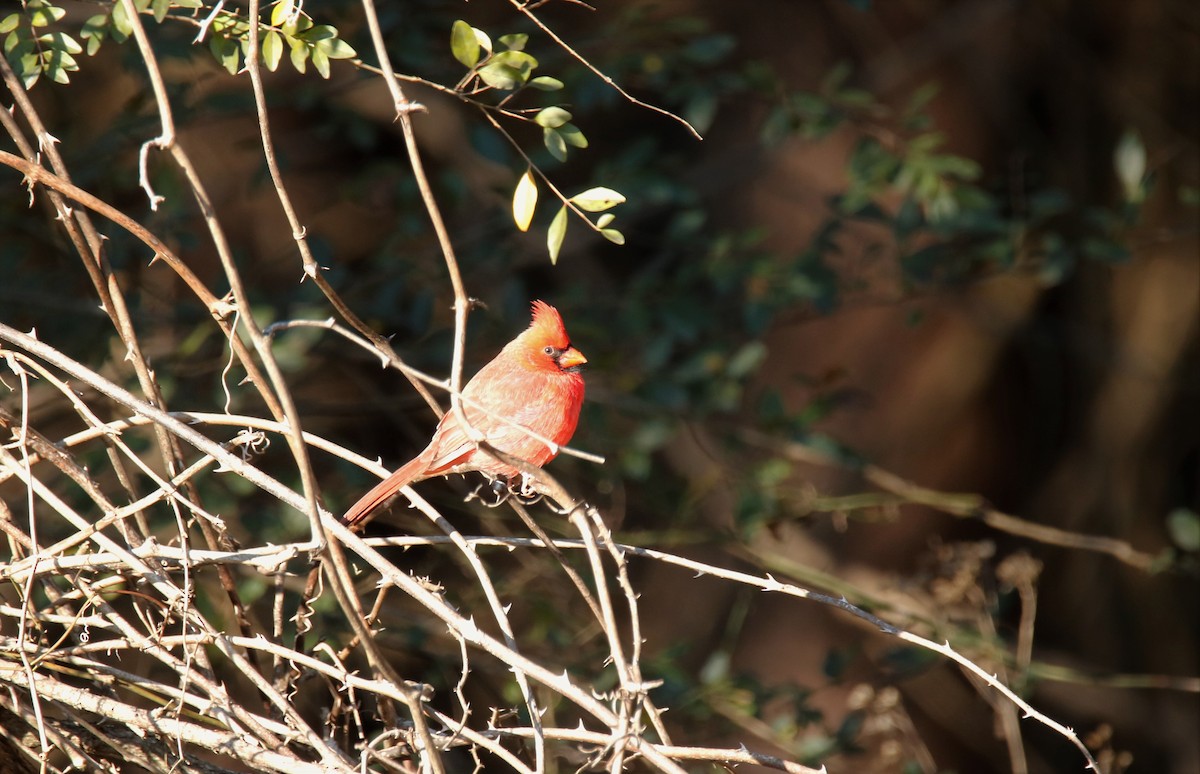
[2,0,1197,771]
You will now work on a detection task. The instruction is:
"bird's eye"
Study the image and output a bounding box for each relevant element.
[543,345,556,356]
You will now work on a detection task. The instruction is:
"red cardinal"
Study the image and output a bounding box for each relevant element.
[342,300,587,529]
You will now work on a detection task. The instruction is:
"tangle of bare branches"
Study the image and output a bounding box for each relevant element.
[3,2,1174,773]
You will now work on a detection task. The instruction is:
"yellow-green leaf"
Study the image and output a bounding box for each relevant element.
[473,27,492,54]
[498,32,528,51]
[111,1,133,37]
[513,169,538,232]
[271,0,296,27]
[600,228,625,245]
[534,107,571,128]
[262,29,282,71]
[288,36,307,73]
[491,49,536,76]
[547,205,568,264]
[478,61,522,90]
[558,123,588,149]
[1114,130,1147,203]
[41,31,81,54]
[544,127,567,162]
[49,60,70,84]
[450,19,479,68]
[81,14,106,55]
[321,37,355,59]
[311,45,329,78]
[29,6,64,27]
[528,76,564,91]
[570,187,625,212]
[210,35,239,75]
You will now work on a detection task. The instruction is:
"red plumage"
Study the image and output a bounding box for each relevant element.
[342,300,587,529]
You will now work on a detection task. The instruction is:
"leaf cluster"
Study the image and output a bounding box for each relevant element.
[1,0,358,85]
[449,19,629,263]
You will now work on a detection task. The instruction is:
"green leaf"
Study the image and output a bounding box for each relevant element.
[600,228,625,245]
[512,168,538,232]
[320,37,355,59]
[297,24,336,42]
[111,1,133,38]
[478,61,522,90]
[837,88,875,108]
[483,49,536,87]
[685,91,718,134]
[534,106,571,128]
[570,187,625,212]
[1166,508,1200,552]
[48,49,78,70]
[498,33,528,50]
[0,14,19,35]
[1114,130,1147,203]
[281,11,311,36]
[18,58,39,88]
[557,123,587,148]
[151,0,170,23]
[311,44,329,78]
[210,35,240,75]
[727,341,767,378]
[908,132,944,154]
[929,153,981,180]
[48,56,73,84]
[41,31,81,54]
[472,27,492,54]
[271,0,296,27]
[547,205,568,264]
[596,213,615,228]
[528,76,563,91]
[81,14,107,55]
[262,29,282,71]
[29,5,64,27]
[288,36,307,73]
[543,127,567,162]
[492,49,536,70]
[6,29,33,57]
[450,19,479,67]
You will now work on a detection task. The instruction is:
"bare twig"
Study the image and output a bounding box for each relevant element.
[506,0,703,140]
[739,428,1162,571]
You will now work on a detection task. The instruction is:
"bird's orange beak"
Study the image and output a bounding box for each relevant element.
[558,346,587,372]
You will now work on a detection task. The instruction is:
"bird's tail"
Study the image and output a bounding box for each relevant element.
[341,455,429,530]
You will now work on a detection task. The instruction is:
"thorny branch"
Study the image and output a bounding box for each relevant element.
[0,2,1149,773]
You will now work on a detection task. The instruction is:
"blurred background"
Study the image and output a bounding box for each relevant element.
[2,0,1197,771]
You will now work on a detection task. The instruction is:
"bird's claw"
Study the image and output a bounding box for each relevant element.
[465,477,512,508]
[466,474,544,507]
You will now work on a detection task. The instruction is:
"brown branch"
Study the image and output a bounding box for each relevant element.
[739,427,1163,571]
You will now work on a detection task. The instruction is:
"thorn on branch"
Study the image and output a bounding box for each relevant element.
[394,100,427,120]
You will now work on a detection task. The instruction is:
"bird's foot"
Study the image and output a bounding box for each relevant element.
[466,475,545,507]
[512,473,545,505]
[466,477,512,507]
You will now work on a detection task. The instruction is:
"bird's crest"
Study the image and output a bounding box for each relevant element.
[529,300,569,345]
